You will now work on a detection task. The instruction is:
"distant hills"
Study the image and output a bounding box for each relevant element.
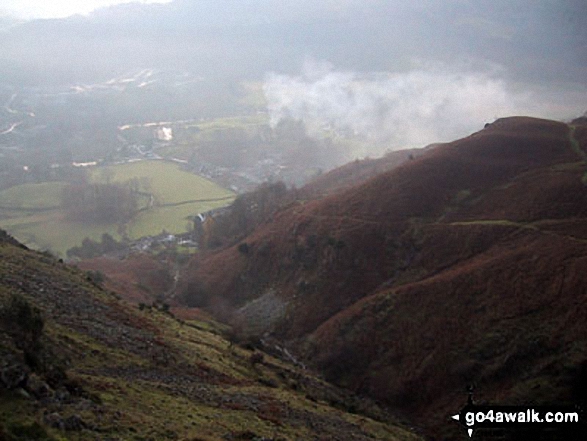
[180,116,587,438]
[0,0,585,87]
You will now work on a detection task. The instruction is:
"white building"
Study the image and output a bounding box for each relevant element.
[156,127,173,142]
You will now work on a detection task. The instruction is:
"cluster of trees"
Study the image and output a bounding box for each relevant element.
[61,181,141,223]
[66,233,126,259]
[198,181,293,249]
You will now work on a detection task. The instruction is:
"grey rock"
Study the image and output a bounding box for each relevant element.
[26,373,53,399]
[44,412,64,430]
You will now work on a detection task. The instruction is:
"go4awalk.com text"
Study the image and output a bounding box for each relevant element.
[451,403,585,438]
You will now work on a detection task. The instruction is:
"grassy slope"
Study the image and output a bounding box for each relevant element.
[0,182,67,210]
[0,161,235,256]
[0,210,122,255]
[180,116,587,439]
[0,233,421,441]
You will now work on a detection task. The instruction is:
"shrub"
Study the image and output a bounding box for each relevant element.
[0,294,44,353]
[237,242,250,254]
[85,270,105,285]
[249,352,264,366]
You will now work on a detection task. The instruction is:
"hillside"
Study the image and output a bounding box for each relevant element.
[75,254,175,304]
[0,231,422,440]
[300,148,428,199]
[179,116,587,439]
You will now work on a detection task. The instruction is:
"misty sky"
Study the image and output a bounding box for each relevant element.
[1,0,585,151]
[0,0,171,19]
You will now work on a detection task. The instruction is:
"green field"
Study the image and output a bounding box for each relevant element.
[0,182,68,210]
[90,160,234,204]
[0,161,235,256]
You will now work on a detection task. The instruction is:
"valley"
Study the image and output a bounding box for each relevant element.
[0,70,377,257]
[2,114,587,440]
[178,116,587,439]
[0,2,586,439]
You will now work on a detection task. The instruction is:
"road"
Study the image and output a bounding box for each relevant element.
[0,122,22,135]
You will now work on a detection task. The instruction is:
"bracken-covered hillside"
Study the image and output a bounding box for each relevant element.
[180,116,587,439]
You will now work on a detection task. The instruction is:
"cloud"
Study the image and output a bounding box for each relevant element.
[264,61,517,150]
[263,60,586,154]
